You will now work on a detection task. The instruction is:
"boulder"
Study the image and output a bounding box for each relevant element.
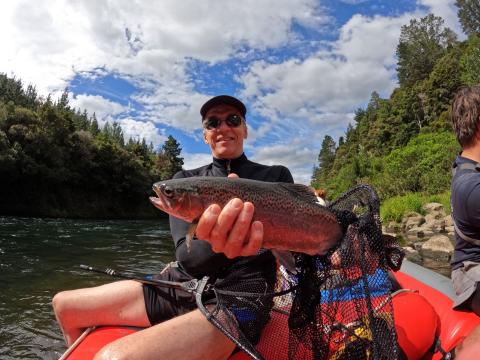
[423,202,445,213]
[404,213,425,231]
[425,211,446,222]
[407,226,434,241]
[444,215,453,227]
[420,235,454,262]
[403,246,422,265]
[385,221,402,234]
[425,219,445,233]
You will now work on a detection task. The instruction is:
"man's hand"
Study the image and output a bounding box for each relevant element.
[195,173,263,258]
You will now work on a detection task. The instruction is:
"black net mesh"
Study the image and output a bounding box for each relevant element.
[197,184,404,360]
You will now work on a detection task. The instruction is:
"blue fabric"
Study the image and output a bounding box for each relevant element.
[319,268,391,304]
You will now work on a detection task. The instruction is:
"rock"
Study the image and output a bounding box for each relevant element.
[420,235,454,262]
[407,226,434,240]
[423,202,445,213]
[405,213,425,231]
[427,219,445,233]
[385,221,402,234]
[444,215,453,227]
[403,246,422,264]
[413,242,424,251]
[425,211,446,222]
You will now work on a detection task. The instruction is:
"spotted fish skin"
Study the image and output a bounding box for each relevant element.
[150,177,343,256]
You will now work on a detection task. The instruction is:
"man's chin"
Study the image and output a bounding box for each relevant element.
[214,148,241,159]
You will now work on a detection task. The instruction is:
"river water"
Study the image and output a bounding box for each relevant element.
[0,217,174,360]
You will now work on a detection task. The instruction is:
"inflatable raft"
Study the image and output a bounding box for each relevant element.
[60,260,480,360]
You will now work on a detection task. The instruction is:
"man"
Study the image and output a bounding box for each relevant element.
[450,85,480,316]
[52,95,293,360]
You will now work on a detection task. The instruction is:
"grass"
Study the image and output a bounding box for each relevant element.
[380,191,451,223]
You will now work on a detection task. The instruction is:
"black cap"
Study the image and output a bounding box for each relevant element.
[200,95,247,118]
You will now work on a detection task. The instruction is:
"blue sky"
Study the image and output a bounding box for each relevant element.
[1,0,463,184]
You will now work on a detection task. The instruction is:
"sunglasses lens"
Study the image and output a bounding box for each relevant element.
[226,114,242,127]
[204,117,220,130]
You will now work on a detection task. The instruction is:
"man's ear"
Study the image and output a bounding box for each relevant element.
[244,123,248,139]
[203,131,208,144]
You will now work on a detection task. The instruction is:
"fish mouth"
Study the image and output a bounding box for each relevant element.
[149,183,171,212]
[149,195,167,211]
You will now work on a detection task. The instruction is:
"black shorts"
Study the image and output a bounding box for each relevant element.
[143,265,198,325]
[143,251,277,346]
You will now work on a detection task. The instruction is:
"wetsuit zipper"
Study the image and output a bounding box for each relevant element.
[226,160,231,174]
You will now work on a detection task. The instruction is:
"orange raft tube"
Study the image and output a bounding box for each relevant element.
[61,260,480,360]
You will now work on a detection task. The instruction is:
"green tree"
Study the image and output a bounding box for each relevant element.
[456,0,480,35]
[396,14,457,87]
[460,34,480,85]
[318,135,336,174]
[156,135,184,180]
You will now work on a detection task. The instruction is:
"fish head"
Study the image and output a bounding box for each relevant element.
[150,180,206,222]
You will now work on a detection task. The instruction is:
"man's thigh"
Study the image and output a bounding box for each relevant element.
[94,309,236,360]
[55,280,151,328]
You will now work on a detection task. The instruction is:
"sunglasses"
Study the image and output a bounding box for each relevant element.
[203,114,243,130]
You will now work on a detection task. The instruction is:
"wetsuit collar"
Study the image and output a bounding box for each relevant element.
[212,153,248,175]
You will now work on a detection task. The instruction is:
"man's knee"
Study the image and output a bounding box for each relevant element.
[52,291,71,318]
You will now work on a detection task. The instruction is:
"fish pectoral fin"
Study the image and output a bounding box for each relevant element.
[272,250,297,274]
[186,223,198,252]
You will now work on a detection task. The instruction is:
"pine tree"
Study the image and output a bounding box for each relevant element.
[396,14,457,87]
[318,135,337,175]
[156,135,184,180]
[456,0,480,35]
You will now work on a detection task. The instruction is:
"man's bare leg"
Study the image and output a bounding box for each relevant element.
[94,309,236,360]
[52,280,150,346]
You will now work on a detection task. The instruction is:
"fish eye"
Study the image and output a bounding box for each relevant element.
[160,185,174,198]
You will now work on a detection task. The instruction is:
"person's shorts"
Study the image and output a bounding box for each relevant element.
[452,261,480,309]
[143,251,277,347]
[143,264,198,325]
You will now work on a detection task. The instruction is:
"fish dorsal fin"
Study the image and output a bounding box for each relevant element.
[278,183,319,203]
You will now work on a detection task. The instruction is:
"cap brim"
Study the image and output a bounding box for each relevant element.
[200,95,246,118]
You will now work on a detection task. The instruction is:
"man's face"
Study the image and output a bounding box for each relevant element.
[203,104,247,159]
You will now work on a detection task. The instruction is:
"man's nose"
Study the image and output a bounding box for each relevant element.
[217,119,230,130]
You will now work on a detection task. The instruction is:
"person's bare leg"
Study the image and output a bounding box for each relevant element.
[94,309,236,360]
[52,280,150,346]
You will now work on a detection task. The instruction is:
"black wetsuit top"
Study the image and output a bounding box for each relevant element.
[451,155,480,269]
[169,153,294,278]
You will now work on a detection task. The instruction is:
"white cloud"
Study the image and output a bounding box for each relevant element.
[181,152,212,171]
[251,142,319,185]
[240,13,411,121]
[118,119,167,148]
[70,94,127,126]
[0,0,328,96]
[69,93,166,147]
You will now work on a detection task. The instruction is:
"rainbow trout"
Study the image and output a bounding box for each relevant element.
[149,177,343,256]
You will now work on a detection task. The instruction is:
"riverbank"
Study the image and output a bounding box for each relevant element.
[383,202,454,276]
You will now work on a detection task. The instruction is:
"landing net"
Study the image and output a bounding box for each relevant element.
[196,184,405,360]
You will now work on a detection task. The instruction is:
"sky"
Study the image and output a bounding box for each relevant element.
[0,0,464,184]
